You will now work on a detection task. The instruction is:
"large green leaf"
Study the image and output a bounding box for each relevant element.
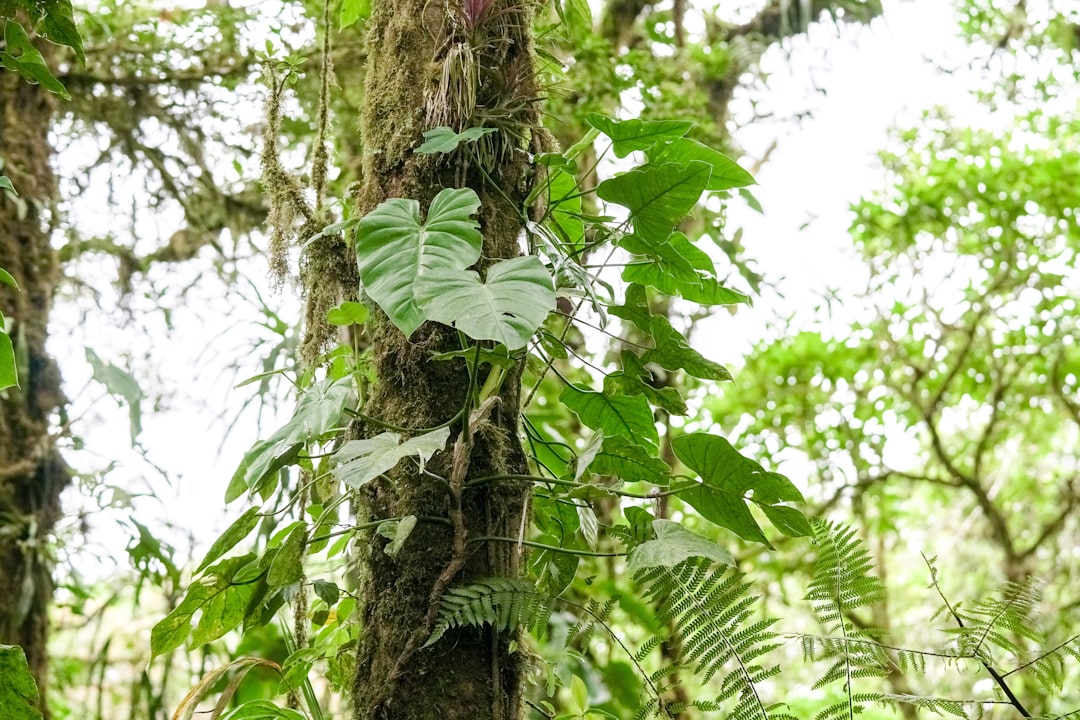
[641,316,732,382]
[0,331,16,391]
[416,256,555,350]
[648,138,756,191]
[356,187,482,338]
[597,162,711,245]
[604,350,687,416]
[333,428,450,488]
[588,434,670,485]
[627,519,735,572]
[560,384,659,449]
[36,0,84,63]
[0,645,42,720]
[673,434,811,548]
[150,555,261,658]
[586,114,693,158]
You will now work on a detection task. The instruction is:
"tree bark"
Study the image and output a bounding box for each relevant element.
[344,1,541,718]
[0,56,68,720]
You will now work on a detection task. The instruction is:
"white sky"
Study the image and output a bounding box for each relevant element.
[52,0,988,580]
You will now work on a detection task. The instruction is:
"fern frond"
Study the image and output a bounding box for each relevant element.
[423,577,552,647]
[805,521,889,720]
[883,694,981,718]
[635,557,787,720]
[949,578,1044,663]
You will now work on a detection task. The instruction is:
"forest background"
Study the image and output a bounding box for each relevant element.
[0,0,1078,719]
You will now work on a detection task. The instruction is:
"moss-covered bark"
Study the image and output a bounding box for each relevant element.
[0,57,68,720]
[342,1,541,718]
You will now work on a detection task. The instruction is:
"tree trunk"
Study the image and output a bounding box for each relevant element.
[0,58,68,720]
[344,1,541,719]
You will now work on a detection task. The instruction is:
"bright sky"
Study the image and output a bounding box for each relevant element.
[53,0,987,580]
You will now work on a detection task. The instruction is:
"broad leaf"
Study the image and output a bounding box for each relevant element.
[648,138,756,191]
[333,428,450,488]
[623,260,749,306]
[267,524,305,588]
[597,162,711,244]
[339,0,371,28]
[586,114,692,158]
[415,126,496,154]
[589,434,671,486]
[151,555,261,658]
[641,316,732,382]
[0,645,42,720]
[195,507,261,574]
[604,351,687,416]
[560,384,659,448]
[627,520,735,572]
[356,187,482,338]
[416,256,555,350]
[544,167,586,251]
[37,0,84,63]
[673,433,811,548]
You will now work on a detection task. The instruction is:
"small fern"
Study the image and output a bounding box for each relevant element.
[634,558,794,720]
[423,577,552,648]
[804,520,888,720]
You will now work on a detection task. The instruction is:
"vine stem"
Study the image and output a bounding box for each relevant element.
[923,554,1032,718]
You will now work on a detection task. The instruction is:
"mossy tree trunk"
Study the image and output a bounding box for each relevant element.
[0,59,68,719]
[344,1,540,719]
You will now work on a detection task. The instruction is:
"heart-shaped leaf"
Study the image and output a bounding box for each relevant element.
[356,188,482,338]
[416,256,555,350]
[597,162,711,244]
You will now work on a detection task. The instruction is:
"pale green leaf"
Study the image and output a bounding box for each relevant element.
[356,187,482,338]
[37,0,84,63]
[597,162,710,244]
[627,519,736,572]
[1,20,70,99]
[586,114,693,158]
[333,428,450,488]
[415,126,496,154]
[416,256,555,349]
[85,348,143,444]
[0,645,42,720]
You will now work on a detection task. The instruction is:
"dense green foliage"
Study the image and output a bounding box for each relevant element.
[0,0,1078,719]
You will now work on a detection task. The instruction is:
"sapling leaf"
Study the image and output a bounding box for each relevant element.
[376,515,417,558]
[415,126,496,154]
[196,507,261,574]
[326,301,369,326]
